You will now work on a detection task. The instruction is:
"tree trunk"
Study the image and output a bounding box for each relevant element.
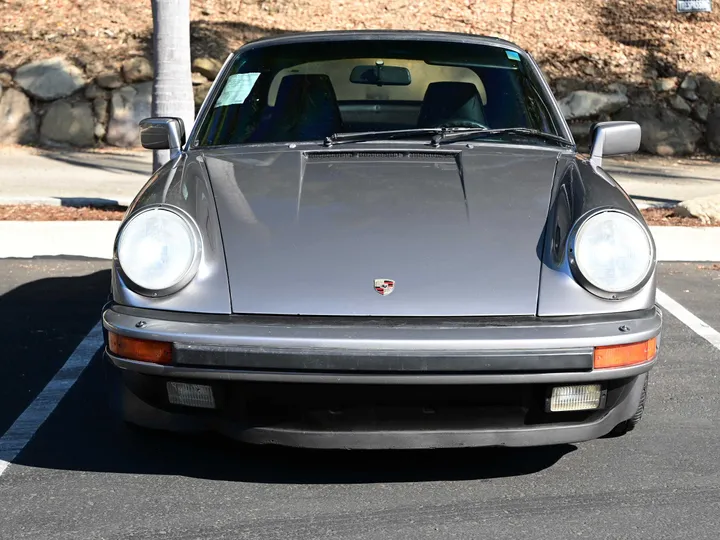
[150,0,195,171]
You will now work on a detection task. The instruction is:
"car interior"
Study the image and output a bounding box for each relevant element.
[197,53,556,146]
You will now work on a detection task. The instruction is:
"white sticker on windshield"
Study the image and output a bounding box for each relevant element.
[214,73,261,107]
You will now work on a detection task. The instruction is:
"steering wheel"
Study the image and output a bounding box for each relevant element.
[438,119,487,129]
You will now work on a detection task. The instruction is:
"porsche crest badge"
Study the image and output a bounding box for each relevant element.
[374,278,395,296]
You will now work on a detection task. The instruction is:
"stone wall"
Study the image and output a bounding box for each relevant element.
[1,54,719,156]
[0,56,218,148]
[556,74,720,155]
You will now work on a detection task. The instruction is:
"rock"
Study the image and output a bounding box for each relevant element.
[106,82,152,146]
[0,88,37,144]
[693,102,710,123]
[192,57,222,81]
[558,90,628,120]
[194,81,212,111]
[94,122,106,140]
[568,121,594,152]
[680,76,698,91]
[0,71,12,87]
[607,82,628,96]
[96,71,124,89]
[84,83,102,100]
[680,89,698,102]
[553,78,586,97]
[707,108,720,154]
[654,78,677,92]
[40,100,95,146]
[93,97,108,124]
[14,57,85,100]
[698,77,720,103]
[670,95,692,114]
[122,57,153,83]
[676,195,720,224]
[192,72,209,86]
[615,106,702,156]
[629,88,655,107]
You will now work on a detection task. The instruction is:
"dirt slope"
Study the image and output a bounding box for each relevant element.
[1,0,718,84]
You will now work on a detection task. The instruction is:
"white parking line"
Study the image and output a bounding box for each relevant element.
[656,289,720,351]
[0,322,104,479]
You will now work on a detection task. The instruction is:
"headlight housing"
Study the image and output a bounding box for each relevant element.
[116,206,201,296]
[570,210,654,299]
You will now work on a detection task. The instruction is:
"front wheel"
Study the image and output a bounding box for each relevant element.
[608,375,648,437]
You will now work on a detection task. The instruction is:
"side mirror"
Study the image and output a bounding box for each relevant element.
[589,121,641,167]
[139,117,186,154]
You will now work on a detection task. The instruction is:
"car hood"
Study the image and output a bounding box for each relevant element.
[201,146,561,316]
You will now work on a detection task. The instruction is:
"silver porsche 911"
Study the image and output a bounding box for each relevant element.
[102,31,661,449]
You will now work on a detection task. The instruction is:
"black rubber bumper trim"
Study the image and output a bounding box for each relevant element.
[173,343,593,372]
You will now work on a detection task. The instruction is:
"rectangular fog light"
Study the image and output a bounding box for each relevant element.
[549,384,603,412]
[167,382,216,409]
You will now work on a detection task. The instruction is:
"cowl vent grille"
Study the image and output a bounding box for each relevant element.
[306,151,455,161]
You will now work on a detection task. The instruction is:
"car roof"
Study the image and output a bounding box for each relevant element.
[235,30,527,56]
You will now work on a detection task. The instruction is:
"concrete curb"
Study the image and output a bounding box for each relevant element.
[1,222,719,262]
[649,226,720,262]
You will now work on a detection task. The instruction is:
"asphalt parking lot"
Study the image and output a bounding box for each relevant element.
[1,258,719,539]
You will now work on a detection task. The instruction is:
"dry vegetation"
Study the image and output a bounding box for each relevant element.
[0,204,714,226]
[641,207,719,226]
[1,0,719,84]
[0,204,126,220]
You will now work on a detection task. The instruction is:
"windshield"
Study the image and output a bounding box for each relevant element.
[194,39,562,147]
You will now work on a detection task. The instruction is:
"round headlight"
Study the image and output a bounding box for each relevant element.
[572,210,654,296]
[117,207,201,295]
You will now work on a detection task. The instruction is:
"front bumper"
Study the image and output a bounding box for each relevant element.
[103,305,662,449]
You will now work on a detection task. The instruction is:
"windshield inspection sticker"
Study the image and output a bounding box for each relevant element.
[215,73,261,107]
[505,50,521,62]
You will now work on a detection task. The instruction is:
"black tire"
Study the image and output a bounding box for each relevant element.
[608,375,648,437]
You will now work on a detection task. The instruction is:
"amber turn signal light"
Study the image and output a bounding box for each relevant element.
[108,332,172,364]
[594,338,657,370]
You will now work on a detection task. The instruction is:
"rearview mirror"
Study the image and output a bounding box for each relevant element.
[350,62,411,86]
[139,117,186,154]
[589,121,641,167]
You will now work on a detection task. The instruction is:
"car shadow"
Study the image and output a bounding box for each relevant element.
[3,266,576,485]
[0,261,111,436]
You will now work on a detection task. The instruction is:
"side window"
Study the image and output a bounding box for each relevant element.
[197,72,271,146]
[520,74,558,134]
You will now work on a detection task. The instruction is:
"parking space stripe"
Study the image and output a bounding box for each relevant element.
[0,321,103,479]
[657,289,720,351]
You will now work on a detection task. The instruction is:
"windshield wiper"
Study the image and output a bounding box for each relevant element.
[325,128,447,146]
[430,127,573,147]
